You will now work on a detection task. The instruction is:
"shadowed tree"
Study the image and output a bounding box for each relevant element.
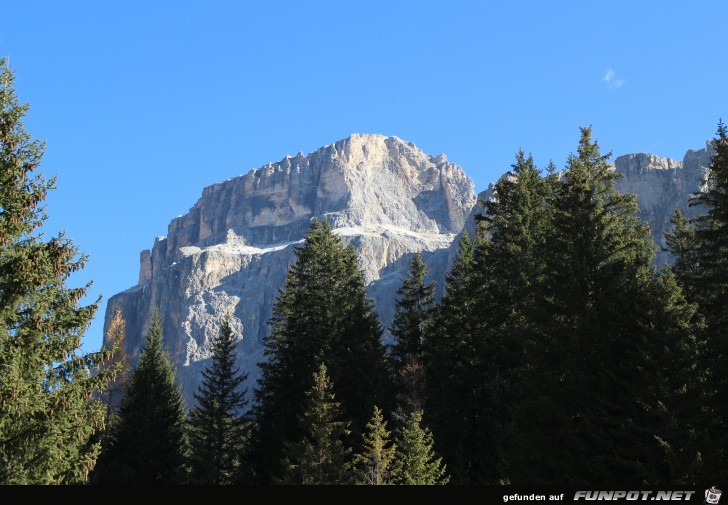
[189,314,248,485]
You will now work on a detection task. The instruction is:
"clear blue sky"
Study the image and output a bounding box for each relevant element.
[2,1,726,352]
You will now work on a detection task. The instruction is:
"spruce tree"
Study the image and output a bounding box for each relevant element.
[502,128,698,484]
[189,314,248,485]
[280,364,351,485]
[0,58,114,484]
[423,232,478,483]
[664,207,701,304]
[391,253,435,417]
[391,410,448,485]
[92,311,188,485]
[472,150,553,484]
[353,406,396,485]
[686,121,728,479]
[249,220,391,482]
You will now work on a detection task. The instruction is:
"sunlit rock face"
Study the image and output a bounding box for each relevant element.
[104,134,476,405]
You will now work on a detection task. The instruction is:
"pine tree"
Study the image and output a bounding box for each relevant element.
[391,253,435,417]
[0,58,114,484]
[353,406,396,485]
[502,128,698,484]
[91,311,188,485]
[391,410,448,485]
[280,364,351,485]
[687,121,728,479]
[189,314,248,485]
[249,220,391,482]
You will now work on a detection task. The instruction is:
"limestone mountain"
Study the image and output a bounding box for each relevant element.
[104,134,475,404]
[104,134,714,404]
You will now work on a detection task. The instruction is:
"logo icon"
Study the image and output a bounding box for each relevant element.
[706,488,722,505]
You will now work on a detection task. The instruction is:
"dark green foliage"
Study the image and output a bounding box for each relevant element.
[249,220,391,482]
[391,253,435,417]
[353,406,396,485]
[423,232,479,483]
[0,59,114,484]
[665,207,700,301]
[189,315,248,485]
[474,150,554,484]
[92,311,188,485]
[280,364,351,485]
[391,410,448,485]
[686,122,728,479]
[425,151,555,484]
[502,128,698,484]
[391,253,435,365]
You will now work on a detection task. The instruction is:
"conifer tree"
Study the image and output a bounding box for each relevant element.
[423,232,478,483]
[189,314,248,485]
[391,253,435,365]
[353,406,396,485]
[473,150,553,483]
[249,219,391,482]
[391,253,435,417]
[664,207,700,301]
[391,410,448,485]
[686,121,728,479]
[503,128,698,484]
[92,311,188,485]
[0,58,114,484]
[281,364,351,485]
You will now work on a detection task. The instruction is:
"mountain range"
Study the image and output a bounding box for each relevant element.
[103,134,714,404]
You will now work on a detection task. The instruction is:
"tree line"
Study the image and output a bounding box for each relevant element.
[1,59,726,485]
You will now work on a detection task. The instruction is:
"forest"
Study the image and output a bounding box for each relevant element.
[1,58,726,486]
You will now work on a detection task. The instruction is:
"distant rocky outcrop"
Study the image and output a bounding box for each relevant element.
[105,134,714,405]
[104,134,475,404]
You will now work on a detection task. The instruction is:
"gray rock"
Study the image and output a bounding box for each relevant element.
[105,134,714,407]
[104,134,476,406]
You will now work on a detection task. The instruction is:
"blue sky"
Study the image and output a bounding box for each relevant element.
[2,1,726,351]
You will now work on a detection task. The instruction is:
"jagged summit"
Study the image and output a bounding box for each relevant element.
[106,134,714,406]
[106,134,476,404]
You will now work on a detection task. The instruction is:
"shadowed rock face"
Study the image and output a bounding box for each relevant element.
[104,134,476,405]
[105,134,714,406]
[613,144,713,263]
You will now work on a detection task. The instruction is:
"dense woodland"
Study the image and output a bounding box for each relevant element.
[1,60,727,485]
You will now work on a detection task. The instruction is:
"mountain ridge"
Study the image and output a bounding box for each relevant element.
[104,134,714,405]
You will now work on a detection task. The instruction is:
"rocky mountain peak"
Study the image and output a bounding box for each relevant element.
[105,134,476,404]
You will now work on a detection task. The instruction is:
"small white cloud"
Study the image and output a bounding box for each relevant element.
[603,68,625,89]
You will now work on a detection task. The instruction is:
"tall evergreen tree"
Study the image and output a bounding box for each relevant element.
[280,364,351,485]
[353,406,396,485]
[391,253,435,417]
[249,220,391,482]
[189,314,248,485]
[664,207,700,302]
[423,231,478,483]
[472,150,554,484]
[92,311,188,485]
[686,121,728,479]
[0,58,114,484]
[502,128,698,484]
[391,410,448,485]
